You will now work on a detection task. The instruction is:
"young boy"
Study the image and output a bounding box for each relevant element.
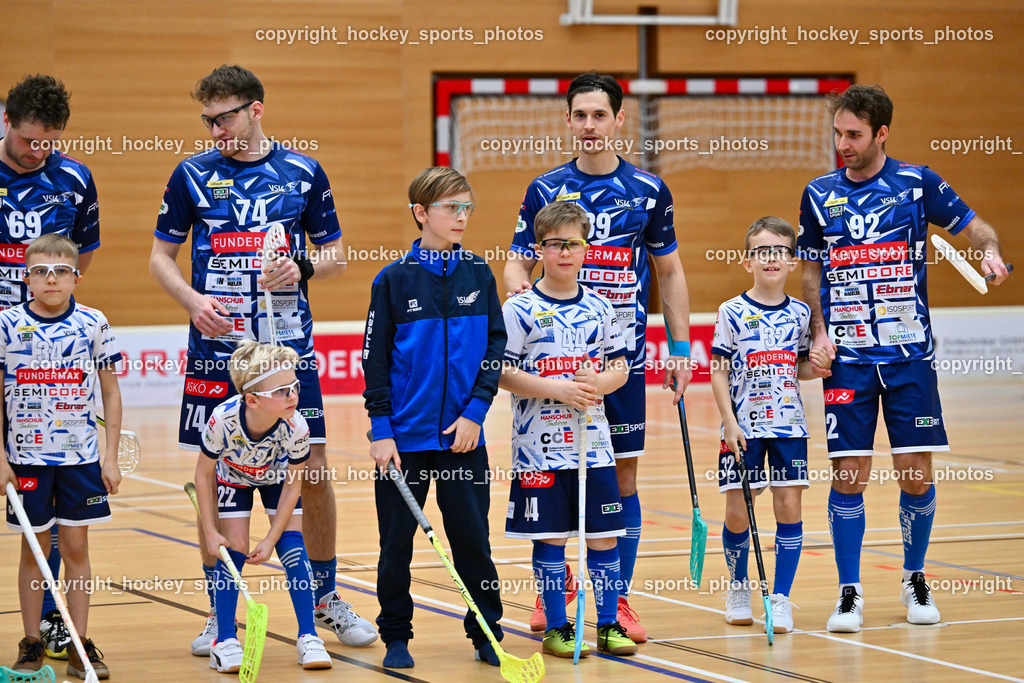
[710,217,830,634]
[362,167,506,669]
[0,233,121,679]
[194,340,332,673]
[500,201,636,658]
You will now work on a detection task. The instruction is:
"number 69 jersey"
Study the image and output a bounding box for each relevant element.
[502,286,627,472]
[0,152,100,311]
[200,394,310,487]
[154,143,341,360]
[510,157,677,368]
[797,157,975,364]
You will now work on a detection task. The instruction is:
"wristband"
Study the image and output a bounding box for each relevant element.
[671,341,691,357]
[291,255,315,282]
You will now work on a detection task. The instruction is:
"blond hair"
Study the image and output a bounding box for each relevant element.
[229,341,300,394]
[25,233,79,266]
[534,202,590,242]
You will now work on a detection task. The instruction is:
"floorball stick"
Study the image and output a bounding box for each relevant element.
[95,416,141,476]
[384,461,544,682]
[931,233,1013,294]
[184,482,267,682]
[4,483,99,683]
[262,224,289,346]
[731,452,773,645]
[573,410,589,664]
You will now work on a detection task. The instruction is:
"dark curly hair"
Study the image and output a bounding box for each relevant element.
[828,84,893,137]
[192,65,264,105]
[5,75,71,129]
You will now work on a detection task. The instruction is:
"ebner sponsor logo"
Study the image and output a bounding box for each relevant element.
[830,241,908,267]
[873,282,915,299]
[584,246,631,267]
[826,264,913,283]
[747,350,797,366]
[823,388,855,404]
[211,232,265,253]
[16,368,83,384]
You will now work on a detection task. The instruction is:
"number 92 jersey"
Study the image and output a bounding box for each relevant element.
[797,157,974,364]
[0,151,100,310]
[154,143,341,360]
[510,157,677,367]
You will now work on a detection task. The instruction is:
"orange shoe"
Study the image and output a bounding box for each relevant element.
[616,597,647,643]
[529,563,580,631]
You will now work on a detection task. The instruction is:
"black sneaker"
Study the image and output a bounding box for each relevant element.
[67,638,109,680]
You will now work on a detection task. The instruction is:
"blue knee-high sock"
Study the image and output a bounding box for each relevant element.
[773,521,803,596]
[617,493,641,597]
[276,531,317,637]
[586,547,621,627]
[900,485,936,573]
[532,541,567,629]
[722,525,750,585]
[41,527,60,617]
[309,557,337,605]
[828,489,865,586]
[203,563,217,613]
[214,549,247,642]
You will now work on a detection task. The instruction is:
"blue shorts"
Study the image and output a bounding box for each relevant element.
[5,463,111,532]
[823,360,948,457]
[604,368,646,459]
[505,466,624,540]
[178,355,325,450]
[718,438,808,492]
[216,478,302,519]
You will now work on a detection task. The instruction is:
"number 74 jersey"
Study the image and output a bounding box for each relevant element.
[797,157,975,364]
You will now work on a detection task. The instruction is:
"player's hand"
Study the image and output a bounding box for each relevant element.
[370,437,401,472]
[206,530,231,559]
[188,293,234,338]
[101,459,121,496]
[246,538,275,564]
[810,333,836,377]
[557,377,598,411]
[980,252,1011,286]
[443,416,481,453]
[574,360,598,391]
[663,355,693,405]
[0,461,17,495]
[722,422,746,459]
[259,254,300,291]
[505,280,533,298]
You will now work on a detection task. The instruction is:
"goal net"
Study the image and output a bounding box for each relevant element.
[435,77,851,175]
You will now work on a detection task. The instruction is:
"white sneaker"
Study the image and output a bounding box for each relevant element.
[314,591,378,647]
[297,633,333,670]
[192,613,217,656]
[901,572,940,624]
[724,586,753,625]
[209,638,243,673]
[768,593,796,634]
[826,586,864,633]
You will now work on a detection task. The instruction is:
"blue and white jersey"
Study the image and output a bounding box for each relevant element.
[711,293,811,439]
[154,143,341,359]
[502,286,627,471]
[0,299,120,466]
[0,151,99,310]
[200,394,310,487]
[797,157,975,364]
[511,158,676,367]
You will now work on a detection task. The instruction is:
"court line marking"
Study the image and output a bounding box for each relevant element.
[654,616,1024,642]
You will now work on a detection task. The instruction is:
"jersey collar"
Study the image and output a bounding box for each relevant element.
[411,238,463,276]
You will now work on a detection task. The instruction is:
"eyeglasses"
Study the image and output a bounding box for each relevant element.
[426,201,475,217]
[26,263,80,279]
[747,245,794,262]
[200,101,256,130]
[249,378,301,400]
[539,238,588,253]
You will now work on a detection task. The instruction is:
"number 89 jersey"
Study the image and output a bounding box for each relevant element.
[797,157,975,364]
[511,157,677,368]
[154,143,341,360]
[0,152,100,311]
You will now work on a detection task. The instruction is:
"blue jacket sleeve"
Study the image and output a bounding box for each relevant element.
[362,268,397,440]
[462,267,507,426]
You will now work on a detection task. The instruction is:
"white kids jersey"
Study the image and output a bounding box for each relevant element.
[200,394,310,487]
[502,286,627,472]
[711,293,811,439]
[0,299,121,466]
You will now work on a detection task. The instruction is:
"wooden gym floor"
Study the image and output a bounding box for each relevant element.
[2,377,1022,682]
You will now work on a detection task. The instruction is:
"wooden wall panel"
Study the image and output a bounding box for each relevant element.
[0,0,1019,326]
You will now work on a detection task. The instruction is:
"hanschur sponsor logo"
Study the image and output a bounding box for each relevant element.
[831,303,869,321]
[824,389,855,404]
[184,378,229,397]
[16,368,84,384]
[519,472,556,488]
[830,241,908,267]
